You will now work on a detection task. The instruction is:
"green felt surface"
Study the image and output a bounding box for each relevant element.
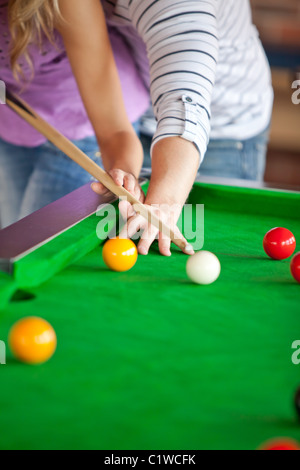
[0,183,299,450]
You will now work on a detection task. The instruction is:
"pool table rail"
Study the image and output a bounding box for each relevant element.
[0,183,114,272]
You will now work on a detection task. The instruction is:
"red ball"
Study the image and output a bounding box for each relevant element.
[260,438,300,451]
[291,252,300,283]
[263,227,296,260]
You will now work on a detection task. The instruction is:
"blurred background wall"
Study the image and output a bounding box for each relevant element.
[251,0,300,187]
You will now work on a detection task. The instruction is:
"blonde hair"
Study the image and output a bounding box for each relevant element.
[8,0,62,79]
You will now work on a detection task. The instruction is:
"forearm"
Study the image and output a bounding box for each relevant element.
[146,137,200,207]
[57,0,142,175]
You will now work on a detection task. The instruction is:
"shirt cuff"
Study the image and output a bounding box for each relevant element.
[150,94,211,163]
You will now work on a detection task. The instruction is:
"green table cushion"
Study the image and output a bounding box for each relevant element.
[0,272,17,311]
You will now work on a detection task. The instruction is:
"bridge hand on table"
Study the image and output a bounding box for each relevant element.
[118,200,194,257]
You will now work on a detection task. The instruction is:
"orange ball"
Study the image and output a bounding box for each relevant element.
[102,237,138,272]
[9,317,57,365]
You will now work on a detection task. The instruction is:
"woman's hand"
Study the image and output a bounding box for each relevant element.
[118,199,194,257]
[91,169,145,203]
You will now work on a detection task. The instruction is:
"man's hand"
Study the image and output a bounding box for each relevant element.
[118,199,194,257]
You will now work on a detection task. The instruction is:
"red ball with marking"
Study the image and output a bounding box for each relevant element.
[263,227,296,260]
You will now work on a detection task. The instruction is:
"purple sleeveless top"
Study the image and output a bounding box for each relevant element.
[0,0,149,147]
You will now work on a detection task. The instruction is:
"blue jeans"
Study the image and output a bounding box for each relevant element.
[199,129,269,181]
[141,128,269,181]
[0,136,101,228]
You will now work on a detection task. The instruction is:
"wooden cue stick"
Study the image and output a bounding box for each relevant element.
[5,91,189,251]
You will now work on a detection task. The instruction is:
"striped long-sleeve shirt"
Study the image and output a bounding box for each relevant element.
[103,0,273,161]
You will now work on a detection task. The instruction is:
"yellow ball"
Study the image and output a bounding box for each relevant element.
[9,317,57,365]
[102,237,138,272]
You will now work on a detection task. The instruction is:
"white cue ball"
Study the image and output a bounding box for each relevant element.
[186,251,221,285]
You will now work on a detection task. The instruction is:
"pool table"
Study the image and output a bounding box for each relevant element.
[0,178,299,450]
